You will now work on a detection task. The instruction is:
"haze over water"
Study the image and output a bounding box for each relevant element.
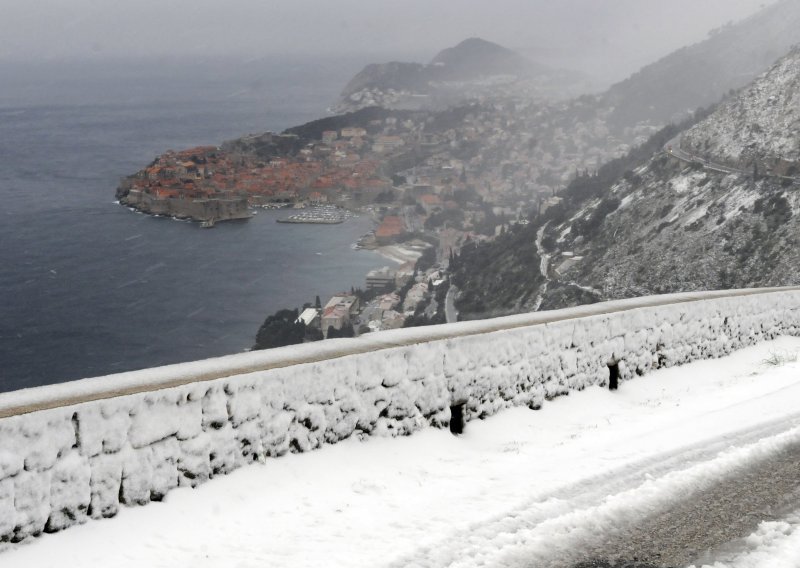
[0,60,386,393]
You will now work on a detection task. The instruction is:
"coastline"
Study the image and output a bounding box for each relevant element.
[117,192,252,224]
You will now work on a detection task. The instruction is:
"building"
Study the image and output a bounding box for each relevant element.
[322,131,338,145]
[372,136,405,153]
[321,306,349,337]
[321,294,360,337]
[324,295,360,316]
[377,293,400,311]
[418,194,443,214]
[365,267,397,290]
[307,191,328,204]
[341,127,367,138]
[296,308,320,329]
[374,216,406,245]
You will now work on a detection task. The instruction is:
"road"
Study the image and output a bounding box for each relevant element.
[563,431,800,567]
[665,134,798,181]
[5,338,800,568]
[532,222,551,311]
[665,133,745,175]
[432,414,800,568]
[445,284,459,323]
[379,349,800,568]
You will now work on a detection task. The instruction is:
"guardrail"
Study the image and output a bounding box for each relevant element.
[2,286,799,419]
[2,286,800,544]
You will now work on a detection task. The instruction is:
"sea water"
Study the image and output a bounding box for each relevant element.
[0,58,386,392]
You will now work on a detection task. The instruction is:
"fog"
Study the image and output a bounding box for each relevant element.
[0,0,777,83]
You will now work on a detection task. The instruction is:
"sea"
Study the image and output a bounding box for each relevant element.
[0,57,388,393]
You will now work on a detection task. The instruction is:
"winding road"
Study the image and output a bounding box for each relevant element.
[445,284,459,323]
[665,134,799,182]
[532,222,551,311]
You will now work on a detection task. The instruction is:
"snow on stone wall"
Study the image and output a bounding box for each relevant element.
[1,289,799,544]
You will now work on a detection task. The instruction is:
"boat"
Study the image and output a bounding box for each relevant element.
[277,205,347,225]
[200,218,216,228]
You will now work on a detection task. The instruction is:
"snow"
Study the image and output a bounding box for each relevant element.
[0,288,798,550]
[1,288,796,420]
[683,48,800,167]
[2,338,800,567]
[695,515,800,568]
[670,172,701,195]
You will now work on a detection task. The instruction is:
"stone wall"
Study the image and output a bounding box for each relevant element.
[1,289,799,544]
[119,191,251,222]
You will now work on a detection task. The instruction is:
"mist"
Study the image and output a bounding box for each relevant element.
[0,0,777,84]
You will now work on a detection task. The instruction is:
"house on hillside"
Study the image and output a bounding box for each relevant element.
[418,194,443,214]
[321,294,360,337]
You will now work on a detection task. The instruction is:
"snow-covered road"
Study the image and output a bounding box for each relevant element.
[3,338,800,568]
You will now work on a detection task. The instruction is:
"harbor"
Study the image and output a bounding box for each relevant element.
[277,205,350,225]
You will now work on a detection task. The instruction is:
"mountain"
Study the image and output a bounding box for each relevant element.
[601,0,800,130]
[452,46,800,317]
[565,49,800,299]
[429,38,539,79]
[681,49,800,173]
[334,38,581,113]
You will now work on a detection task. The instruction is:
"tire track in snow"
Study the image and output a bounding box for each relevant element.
[571,437,800,567]
[389,413,800,568]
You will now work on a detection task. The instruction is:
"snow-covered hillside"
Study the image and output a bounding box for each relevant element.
[542,46,800,301]
[3,338,800,567]
[682,47,800,171]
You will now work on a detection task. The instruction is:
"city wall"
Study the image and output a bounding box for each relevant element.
[1,288,800,543]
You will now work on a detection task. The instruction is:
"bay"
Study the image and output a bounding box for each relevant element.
[0,61,386,392]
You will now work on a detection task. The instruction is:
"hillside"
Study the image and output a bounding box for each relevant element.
[681,47,800,172]
[601,0,800,130]
[563,49,800,299]
[334,38,574,113]
[453,46,800,317]
[429,37,541,79]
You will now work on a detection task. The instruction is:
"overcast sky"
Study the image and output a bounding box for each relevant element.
[0,0,777,81]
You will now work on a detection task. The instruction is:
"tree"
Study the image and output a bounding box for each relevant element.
[327,322,355,339]
[315,295,322,309]
[253,308,306,350]
[305,327,324,342]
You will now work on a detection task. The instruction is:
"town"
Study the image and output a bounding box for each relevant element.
[118,90,669,340]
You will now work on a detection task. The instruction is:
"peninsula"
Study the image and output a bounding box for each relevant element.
[114,38,569,224]
[115,123,394,223]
